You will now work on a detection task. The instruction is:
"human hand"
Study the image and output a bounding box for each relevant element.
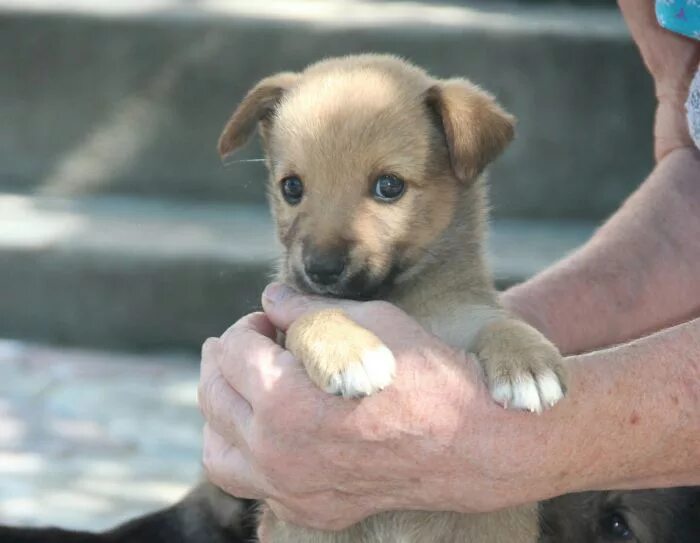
[198,284,541,530]
[618,0,700,160]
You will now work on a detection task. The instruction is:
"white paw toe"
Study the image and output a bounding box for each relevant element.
[511,375,543,413]
[323,346,395,399]
[361,346,395,391]
[491,382,514,407]
[324,372,345,396]
[491,370,565,413]
[536,369,564,408]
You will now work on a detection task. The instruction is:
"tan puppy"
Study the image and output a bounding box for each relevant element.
[218,54,567,542]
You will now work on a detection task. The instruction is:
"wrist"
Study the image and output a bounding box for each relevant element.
[654,95,695,162]
[438,353,571,512]
[466,397,580,509]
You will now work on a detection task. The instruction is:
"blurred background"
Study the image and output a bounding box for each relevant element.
[0,0,653,532]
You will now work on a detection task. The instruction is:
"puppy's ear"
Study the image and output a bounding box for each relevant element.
[217,72,299,159]
[426,79,515,183]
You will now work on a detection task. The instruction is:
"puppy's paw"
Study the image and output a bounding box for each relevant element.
[490,367,564,413]
[475,319,567,413]
[323,345,395,398]
[286,309,395,399]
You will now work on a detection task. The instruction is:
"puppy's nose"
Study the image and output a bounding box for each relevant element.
[304,247,347,286]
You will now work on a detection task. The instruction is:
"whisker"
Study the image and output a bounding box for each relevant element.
[222,157,267,168]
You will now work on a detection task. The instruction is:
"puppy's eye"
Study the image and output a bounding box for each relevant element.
[373,175,405,202]
[281,176,304,205]
[600,512,633,541]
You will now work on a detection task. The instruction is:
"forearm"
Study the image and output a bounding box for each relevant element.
[492,316,700,506]
[503,147,700,354]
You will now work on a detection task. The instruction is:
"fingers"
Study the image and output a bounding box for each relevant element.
[199,352,253,450]
[223,310,278,342]
[200,310,313,435]
[217,312,286,403]
[261,282,358,331]
[199,312,284,446]
[203,424,267,500]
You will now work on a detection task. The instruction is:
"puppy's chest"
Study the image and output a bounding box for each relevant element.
[395,297,502,352]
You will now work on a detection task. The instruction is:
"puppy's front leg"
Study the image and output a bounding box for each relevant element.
[286,309,395,398]
[474,318,567,413]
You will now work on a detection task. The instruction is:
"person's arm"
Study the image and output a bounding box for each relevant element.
[199,285,700,531]
[506,1,700,354]
[509,315,700,499]
[503,147,700,355]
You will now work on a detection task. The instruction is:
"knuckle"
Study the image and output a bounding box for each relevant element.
[197,382,210,417]
[201,440,220,482]
[202,443,244,496]
[219,314,251,345]
[197,372,223,419]
[219,478,252,499]
[214,475,250,500]
[197,382,207,414]
[201,336,220,358]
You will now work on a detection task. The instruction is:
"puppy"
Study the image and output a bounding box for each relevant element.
[216,53,567,542]
[1,54,696,543]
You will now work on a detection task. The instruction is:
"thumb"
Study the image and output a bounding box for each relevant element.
[261,282,356,331]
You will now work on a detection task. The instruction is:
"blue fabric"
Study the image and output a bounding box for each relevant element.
[656,0,700,40]
[656,1,700,149]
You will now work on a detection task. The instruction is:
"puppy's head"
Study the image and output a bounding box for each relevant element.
[219,55,514,299]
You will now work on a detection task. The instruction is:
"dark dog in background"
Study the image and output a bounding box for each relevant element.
[1,488,697,542]
[541,488,699,542]
[0,487,257,543]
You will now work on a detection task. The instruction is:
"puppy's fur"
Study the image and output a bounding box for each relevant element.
[222,54,567,411]
[217,54,567,542]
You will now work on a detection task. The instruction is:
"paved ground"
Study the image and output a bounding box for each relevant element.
[0,339,202,531]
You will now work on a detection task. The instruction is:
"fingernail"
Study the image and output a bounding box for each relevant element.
[263,282,293,304]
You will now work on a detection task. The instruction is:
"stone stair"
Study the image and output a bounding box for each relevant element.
[0,193,595,350]
[0,0,644,351]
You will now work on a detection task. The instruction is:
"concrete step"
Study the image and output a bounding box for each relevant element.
[0,339,201,530]
[0,193,596,351]
[0,0,652,220]
[0,194,277,351]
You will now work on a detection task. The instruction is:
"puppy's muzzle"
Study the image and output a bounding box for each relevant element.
[303,245,347,286]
